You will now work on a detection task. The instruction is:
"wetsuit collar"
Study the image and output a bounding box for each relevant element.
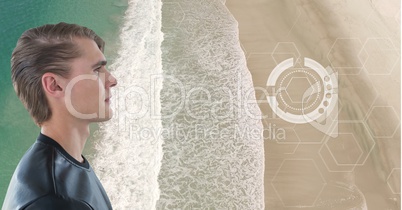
[37,133,90,169]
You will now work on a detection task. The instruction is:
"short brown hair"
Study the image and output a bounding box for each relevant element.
[11,22,105,126]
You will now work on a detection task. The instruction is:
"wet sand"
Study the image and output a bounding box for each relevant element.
[225,0,401,209]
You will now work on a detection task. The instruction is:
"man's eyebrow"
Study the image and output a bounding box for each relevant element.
[92,60,107,68]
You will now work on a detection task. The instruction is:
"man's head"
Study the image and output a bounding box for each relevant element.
[11,22,116,125]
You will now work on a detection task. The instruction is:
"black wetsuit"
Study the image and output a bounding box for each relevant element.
[2,133,112,210]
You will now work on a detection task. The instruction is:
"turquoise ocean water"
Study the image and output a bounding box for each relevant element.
[0,0,127,205]
[0,0,265,208]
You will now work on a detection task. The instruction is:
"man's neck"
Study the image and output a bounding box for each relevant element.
[40,119,90,163]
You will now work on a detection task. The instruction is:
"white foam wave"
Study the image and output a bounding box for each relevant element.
[156,0,264,209]
[92,0,164,209]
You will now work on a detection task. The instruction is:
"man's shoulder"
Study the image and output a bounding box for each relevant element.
[3,137,112,210]
[23,194,93,210]
[15,141,56,185]
[2,142,58,209]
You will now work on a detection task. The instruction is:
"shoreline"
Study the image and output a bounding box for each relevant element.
[225,0,400,209]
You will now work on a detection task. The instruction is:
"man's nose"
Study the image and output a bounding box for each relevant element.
[107,73,117,88]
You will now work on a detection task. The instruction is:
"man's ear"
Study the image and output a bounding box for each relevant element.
[42,73,64,98]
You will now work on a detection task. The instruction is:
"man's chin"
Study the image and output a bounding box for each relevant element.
[90,110,113,122]
[96,116,112,122]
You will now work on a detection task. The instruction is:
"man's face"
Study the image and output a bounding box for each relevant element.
[64,38,117,122]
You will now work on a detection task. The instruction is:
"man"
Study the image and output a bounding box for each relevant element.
[2,22,117,209]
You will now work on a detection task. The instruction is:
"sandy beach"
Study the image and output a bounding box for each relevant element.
[0,0,399,209]
[225,0,400,209]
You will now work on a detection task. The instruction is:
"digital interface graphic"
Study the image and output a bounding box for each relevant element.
[266,57,338,137]
[227,0,400,209]
[0,0,400,209]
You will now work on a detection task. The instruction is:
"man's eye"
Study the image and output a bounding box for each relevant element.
[94,67,102,73]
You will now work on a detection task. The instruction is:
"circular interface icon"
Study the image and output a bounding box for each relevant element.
[266,57,338,124]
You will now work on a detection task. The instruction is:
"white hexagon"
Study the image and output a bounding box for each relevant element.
[284,77,314,103]
[326,133,363,165]
[319,141,358,172]
[359,38,400,75]
[365,106,400,138]
[327,38,364,75]
[272,159,326,207]
[270,127,301,155]
[271,42,301,66]
[319,122,376,172]
[387,168,401,194]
